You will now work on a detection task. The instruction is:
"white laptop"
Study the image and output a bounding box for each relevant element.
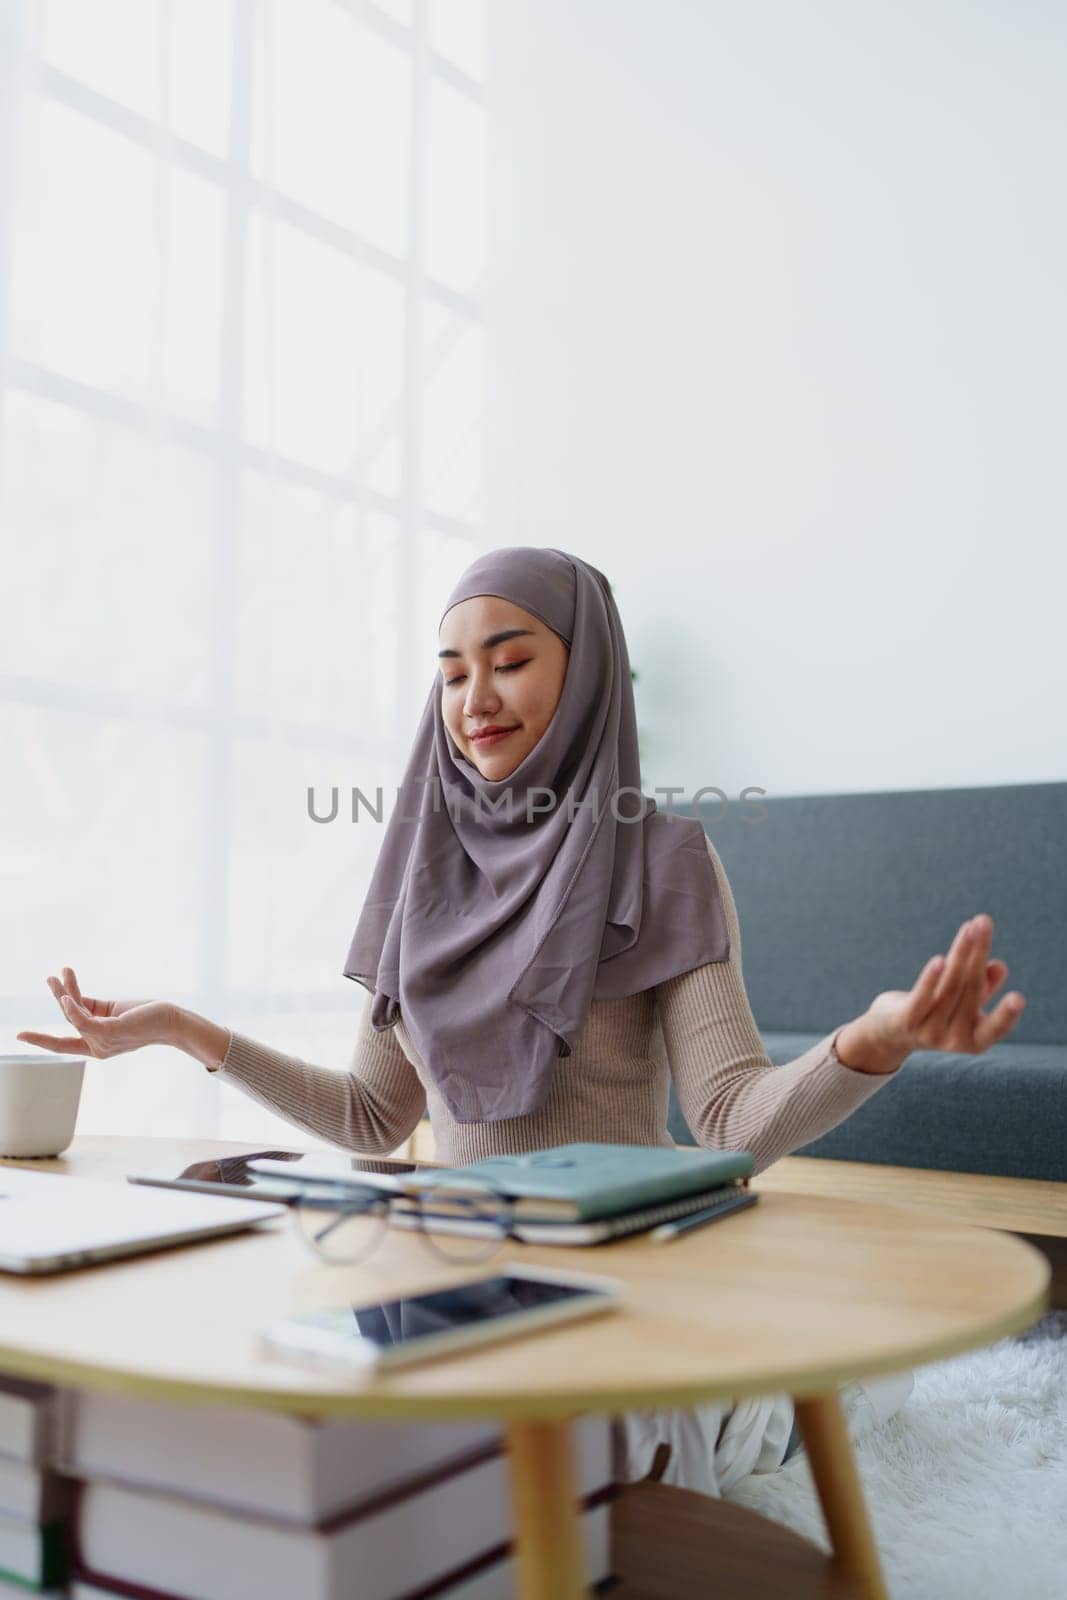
[0,1167,286,1275]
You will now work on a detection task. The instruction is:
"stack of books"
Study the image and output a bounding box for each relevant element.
[0,1377,67,1600]
[387,1143,759,1246]
[53,1389,616,1599]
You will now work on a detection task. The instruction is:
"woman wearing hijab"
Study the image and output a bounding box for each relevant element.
[24,546,1025,1496]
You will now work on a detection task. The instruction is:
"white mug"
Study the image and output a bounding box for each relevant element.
[0,1055,86,1158]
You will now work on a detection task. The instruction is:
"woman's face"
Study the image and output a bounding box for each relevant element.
[438,595,569,780]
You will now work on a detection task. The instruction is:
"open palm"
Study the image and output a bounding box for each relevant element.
[865,914,1026,1057]
[16,967,172,1061]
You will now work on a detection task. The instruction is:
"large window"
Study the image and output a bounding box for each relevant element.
[0,0,488,1143]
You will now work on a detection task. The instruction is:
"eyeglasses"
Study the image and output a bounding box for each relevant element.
[292,1178,515,1266]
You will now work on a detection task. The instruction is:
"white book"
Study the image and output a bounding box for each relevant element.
[438,1502,613,1600]
[0,1455,69,1523]
[0,1506,65,1587]
[0,1378,55,1467]
[54,1389,502,1524]
[0,1580,65,1600]
[71,1438,613,1600]
[71,1502,614,1600]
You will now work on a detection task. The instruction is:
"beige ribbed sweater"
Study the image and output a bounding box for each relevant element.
[213,837,889,1172]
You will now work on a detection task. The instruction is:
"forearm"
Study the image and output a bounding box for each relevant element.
[171,994,428,1155]
[663,838,904,1171]
[677,1028,889,1174]
[169,1006,231,1072]
[216,1030,425,1154]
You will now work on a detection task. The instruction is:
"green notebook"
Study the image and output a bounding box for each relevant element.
[407,1143,753,1222]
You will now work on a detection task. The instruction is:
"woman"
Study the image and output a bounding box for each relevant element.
[20,546,1025,1494]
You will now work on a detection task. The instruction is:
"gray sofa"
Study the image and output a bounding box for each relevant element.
[666,782,1067,1181]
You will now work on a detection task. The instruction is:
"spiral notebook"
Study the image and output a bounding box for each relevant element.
[404,1142,755,1221]
[391,1180,758,1247]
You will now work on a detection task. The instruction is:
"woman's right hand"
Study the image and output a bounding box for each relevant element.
[16,967,175,1061]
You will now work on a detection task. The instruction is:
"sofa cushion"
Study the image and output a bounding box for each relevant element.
[666,1033,1067,1182]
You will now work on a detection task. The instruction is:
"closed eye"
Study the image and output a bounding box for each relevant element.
[445,660,530,687]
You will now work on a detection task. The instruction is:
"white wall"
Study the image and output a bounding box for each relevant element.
[486,0,1067,801]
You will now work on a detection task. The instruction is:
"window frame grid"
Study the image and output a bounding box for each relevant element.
[0,0,487,1082]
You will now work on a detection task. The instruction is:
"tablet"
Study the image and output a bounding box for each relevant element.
[127,1151,435,1205]
[260,1264,621,1373]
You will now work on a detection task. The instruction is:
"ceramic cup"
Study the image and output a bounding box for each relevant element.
[0,1054,86,1158]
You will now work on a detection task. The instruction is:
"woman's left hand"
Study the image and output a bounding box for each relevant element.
[857,914,1026,1070]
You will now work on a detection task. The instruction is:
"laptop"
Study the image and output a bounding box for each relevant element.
[0,1166,286,1275]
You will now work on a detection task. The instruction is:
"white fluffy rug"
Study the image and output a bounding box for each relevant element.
[726,1313,1067,1600]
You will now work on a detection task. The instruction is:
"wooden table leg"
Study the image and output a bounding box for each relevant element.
[505,1418,586,1600]
[793,1392,889,1600]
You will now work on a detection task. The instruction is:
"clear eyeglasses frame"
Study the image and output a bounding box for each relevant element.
[291,1177,515,1266]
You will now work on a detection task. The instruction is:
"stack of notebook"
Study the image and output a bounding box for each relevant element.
[388,1143,758,1246]
[0,1377,67,1599]
[52,1389,616,1599]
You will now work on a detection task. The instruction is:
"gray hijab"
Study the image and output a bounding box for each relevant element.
[343,546,730,1124]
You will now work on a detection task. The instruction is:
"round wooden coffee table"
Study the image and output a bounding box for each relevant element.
[0,1137,1049,1600]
